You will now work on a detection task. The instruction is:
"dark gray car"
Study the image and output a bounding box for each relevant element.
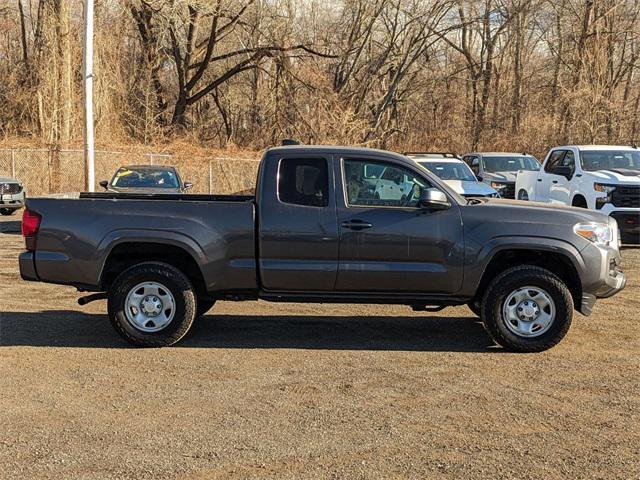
[100,165,193,194]
[19,145,626,352]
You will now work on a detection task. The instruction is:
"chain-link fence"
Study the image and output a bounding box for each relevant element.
[0,148,259,196]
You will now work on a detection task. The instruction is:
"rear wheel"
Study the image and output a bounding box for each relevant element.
[517,190,529,201]
[481,266,573,352]
[107,262,196,347]
[0,208,15,216]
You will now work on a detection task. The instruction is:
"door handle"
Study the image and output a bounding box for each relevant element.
[552,180,558,184]
[537,179,542,182]
[341,220,373,230]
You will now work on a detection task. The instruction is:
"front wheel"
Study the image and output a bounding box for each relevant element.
[517,190,529,201]
[107,262,197,347]
[0,208,15,216]
[481,266,573,352]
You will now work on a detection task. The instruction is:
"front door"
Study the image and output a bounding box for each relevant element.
[335,157,464,294]
[538,149,566,202]
[548,150,575,205]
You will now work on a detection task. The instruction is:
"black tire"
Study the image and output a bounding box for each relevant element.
[517,190,528,201]
[480,265,573,352]
[107,262,197,347]
[572,196,588,208]
[0,208,15,216]
[196,299,216,318]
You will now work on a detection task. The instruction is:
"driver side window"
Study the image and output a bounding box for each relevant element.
[468,157,480,175]
[343,159,430,208]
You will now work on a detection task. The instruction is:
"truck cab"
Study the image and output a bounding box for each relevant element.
[515,145,640,244]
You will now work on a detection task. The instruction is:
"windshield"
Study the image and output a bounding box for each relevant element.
[482,155,539,172]
[419,161,477,182]
[111,167,180,188]
[580,150,640,171]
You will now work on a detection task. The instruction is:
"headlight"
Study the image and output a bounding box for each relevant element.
[573,222,613,246]
[594,183,616,194]
[491,182,508,191]
[594,183,616,209]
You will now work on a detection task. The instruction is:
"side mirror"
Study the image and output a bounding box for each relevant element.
[552,165,572,180]
[418,188,450,210]
[183,181,193,190]
[99,180,109,190]
[476,174,483,182]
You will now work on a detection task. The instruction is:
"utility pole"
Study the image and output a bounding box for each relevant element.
[83,0,95,191]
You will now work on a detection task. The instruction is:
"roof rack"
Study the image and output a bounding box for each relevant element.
[403,151,459,158]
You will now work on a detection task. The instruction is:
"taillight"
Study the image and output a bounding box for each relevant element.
[22,208,42,251]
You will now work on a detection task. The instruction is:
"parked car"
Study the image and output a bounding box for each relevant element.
[462,152,540,198]
[20,145,626,352]
[0,176,26,215]
[100,165,193,194]
[516,145,640,245]
[407,153,499,198]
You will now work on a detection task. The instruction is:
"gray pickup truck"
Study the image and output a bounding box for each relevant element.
[19,145,626,351]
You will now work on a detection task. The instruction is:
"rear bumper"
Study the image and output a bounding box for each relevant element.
[19,251,38,281]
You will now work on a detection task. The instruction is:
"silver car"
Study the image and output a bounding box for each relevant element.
[407,154,499,198]
[0,176,26,215]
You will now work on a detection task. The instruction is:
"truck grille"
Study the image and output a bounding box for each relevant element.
[611,212,640,244]
[501,183,515,199]
[612,185,640,208]
[0,183,22,194]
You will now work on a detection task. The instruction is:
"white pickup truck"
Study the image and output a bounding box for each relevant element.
[516,145,640,244]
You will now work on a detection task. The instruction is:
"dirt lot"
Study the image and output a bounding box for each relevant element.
[1,217,639,479]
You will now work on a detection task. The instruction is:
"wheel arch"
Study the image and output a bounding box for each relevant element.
[571,194,588,208]
[471,242,583,312]
[99,235,207,297]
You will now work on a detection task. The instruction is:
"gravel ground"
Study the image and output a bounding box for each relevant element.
[1,223,639,479]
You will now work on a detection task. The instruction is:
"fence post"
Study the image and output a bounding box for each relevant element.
[149,154,154,165]
[11,149,16,178]
[209,160,213,194]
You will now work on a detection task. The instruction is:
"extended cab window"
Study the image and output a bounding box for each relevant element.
[344,159,429,208]
[278,158,329,207]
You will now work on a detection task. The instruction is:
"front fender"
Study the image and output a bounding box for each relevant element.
[461,235,586,297]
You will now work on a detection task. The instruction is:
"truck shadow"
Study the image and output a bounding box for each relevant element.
[0,310,497,352]
[0,220,21,234]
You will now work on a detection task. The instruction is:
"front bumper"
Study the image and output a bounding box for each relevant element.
[0,192,25,210]
[578,239,626,315]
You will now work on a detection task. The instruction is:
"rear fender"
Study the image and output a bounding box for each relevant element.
[96,229,206,286]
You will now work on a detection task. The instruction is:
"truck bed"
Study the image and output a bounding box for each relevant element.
[23,195,258,292]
